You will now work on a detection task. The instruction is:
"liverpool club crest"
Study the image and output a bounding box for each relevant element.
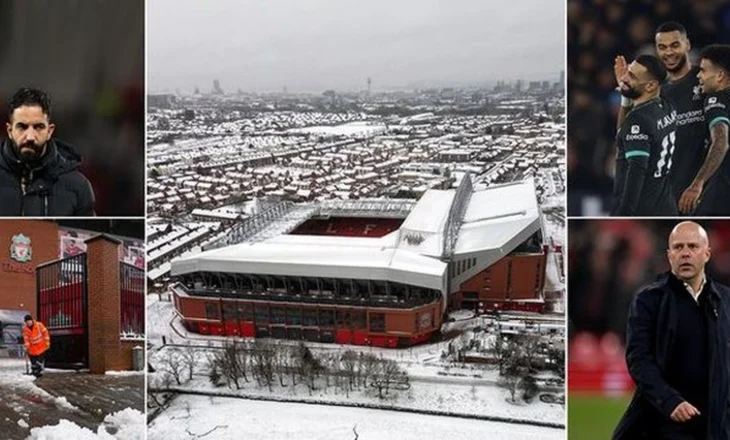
[10,234,32,263]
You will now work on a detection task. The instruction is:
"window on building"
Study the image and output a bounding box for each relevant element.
[318,308,335,327]
[205,302,220,320]
[239,303,254,322]
[370,313,385,332]
[337,309,351,328]
[254,304,269,324]
[351,310,367,330]
[463,291,479,300]
[222,302,238,321]
[271,306,286,324]
[286,307,302,326]
[302,308,318,326]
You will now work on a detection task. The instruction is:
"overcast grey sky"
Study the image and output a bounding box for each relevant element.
[148,0,564,93]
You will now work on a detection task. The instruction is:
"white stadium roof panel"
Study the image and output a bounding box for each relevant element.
[170,179,541,294]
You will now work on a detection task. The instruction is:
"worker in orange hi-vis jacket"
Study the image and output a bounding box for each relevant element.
[22,314,50,377]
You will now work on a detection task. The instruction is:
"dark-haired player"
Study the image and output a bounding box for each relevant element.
[679,44,730,215]
[615,22,707,208]
[612,55,677,216]
[0,87,95,216]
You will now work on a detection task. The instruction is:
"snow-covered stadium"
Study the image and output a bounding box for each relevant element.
[169,175,547,348]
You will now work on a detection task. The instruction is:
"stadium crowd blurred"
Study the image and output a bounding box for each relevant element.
[568,220,730,395]
[0,0,144,216]
[567,0,730,215]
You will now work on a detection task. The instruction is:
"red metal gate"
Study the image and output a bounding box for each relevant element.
[36,253,88,369]
[120,262,144,338]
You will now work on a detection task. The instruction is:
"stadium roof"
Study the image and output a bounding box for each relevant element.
[171,179,540,293]
[171,238,447,291]
[454,179,541,261]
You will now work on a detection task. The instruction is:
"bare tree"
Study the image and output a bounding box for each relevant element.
[360,353,379,389]
[520,375,539,402]
[498,339,529,403]
[180,343,198,382]
[498,372,521,403]
[321,352,337,392]
[158,348,186,385]
[489,335,508,375]
[274,342,289,387]
[285,344,298,387]
[379,358,404,398]
[369,358,387,399]
[547,344,565,378]
[258,341,276,392]
[218,339,248,390]
[518,333,540,373]
[208,359,223,387]
[294,342,320,395]
[341,350,358,396]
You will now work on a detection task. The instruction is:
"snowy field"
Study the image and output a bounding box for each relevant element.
[148,302,564,425]
[149,395,564,440]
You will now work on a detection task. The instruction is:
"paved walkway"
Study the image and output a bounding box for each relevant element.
[0,358,143,438]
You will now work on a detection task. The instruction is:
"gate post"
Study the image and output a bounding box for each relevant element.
[86,234,124,374]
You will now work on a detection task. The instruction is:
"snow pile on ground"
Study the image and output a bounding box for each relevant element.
[52,396,79,411]
[104,371,145,376]
[101,408,146,440]
[18,419,29,428]
[27,408,145,440]
[28,420,103,440]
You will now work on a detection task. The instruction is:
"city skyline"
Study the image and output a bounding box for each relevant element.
[148,0,564,93]
[152,73,565,95]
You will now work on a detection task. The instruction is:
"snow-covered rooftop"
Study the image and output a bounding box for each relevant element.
[172,240,446,291]
[171,179,540,293]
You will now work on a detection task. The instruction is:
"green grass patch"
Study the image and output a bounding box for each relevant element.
[568,394,631,439]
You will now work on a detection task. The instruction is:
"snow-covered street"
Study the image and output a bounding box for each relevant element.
[0,358,145,439]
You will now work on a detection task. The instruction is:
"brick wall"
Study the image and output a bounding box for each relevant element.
[86,235,134,373]
[456,253,546,306]
[0,220,60,313]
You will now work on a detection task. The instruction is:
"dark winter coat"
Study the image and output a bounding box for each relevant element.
[0,138,95,216]
[612,271,730,440]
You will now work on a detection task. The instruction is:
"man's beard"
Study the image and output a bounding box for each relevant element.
[11,139,46,162]
[620,83,643,99]
[664,53,688,73]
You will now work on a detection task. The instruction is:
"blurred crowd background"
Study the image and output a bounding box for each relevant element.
[0,0,144,216]
[568,219,730,438]
[567,0,730,216]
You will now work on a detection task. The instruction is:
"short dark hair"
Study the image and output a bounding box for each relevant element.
[656,21,687,37]
[636,55,668,83]
[700,44,730,74]
[8,87,52,122]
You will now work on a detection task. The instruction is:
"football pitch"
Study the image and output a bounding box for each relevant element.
[568,394,630,439]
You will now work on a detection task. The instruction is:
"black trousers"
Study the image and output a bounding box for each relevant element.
[29,354,45,375]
